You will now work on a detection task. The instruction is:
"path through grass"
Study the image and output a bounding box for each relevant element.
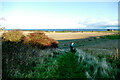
[15,49,116,79]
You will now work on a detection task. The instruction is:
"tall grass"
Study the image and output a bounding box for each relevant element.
[31,49,117,78]
[3,46,118,78]
[100,34,120,39]
[2,30,120,79]
[2,30,58,78]
[75,49,116,78]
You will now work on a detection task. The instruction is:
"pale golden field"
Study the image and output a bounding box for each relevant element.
[45,32,116,40]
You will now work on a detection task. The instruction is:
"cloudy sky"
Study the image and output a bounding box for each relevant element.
[0,1,118,29]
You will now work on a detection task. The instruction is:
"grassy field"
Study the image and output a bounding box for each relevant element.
[2,31,120,79]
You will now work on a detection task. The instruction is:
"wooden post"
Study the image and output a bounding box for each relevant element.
[114,54,117,60]
[114,48,119,60]
[116,48,118,59]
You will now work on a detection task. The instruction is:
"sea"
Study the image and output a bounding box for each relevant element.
[5,29,119,31]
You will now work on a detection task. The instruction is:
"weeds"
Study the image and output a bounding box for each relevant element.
[2,30,120,79]
[100,34,120,39]
[3,45,118,79]
[2,30,58,48]
[2,30,24,42]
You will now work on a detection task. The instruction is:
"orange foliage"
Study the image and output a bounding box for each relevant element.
[23,32,58,48]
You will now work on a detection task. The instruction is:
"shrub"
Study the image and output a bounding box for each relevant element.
[2,30,24,42]
[2,30,58,48]
[23,32,58,48]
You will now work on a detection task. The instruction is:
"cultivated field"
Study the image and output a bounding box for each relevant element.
[45,32,116,40]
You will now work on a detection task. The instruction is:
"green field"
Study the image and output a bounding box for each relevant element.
[2,33,120,79]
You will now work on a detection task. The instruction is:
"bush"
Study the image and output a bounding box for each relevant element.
[23,32,58,48]
[2,30,24,42]
[2,30,58,48]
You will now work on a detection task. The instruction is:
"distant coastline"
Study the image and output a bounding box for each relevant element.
[4,29,119,31]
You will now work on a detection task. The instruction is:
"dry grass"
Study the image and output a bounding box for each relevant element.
[2,30,24,42]
[2,30,58,48]
[1,30,120,78]
[45,32,116,40]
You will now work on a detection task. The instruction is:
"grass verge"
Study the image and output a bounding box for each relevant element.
[100,34,120,39]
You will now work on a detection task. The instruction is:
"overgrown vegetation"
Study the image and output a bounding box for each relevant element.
[23,32,58,48]
[2,30,120,79]
[100,34,120,39]
[2,42,38,78]
[2,45,118,78]
[2,30,58,48]
[2,30,24,42]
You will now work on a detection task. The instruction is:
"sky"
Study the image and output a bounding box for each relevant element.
[0,2,118,29]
